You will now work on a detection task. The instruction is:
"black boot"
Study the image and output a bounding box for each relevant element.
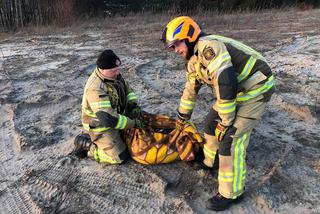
[199,150,219,170]
[206,192,243,211]
[73,133,92,158]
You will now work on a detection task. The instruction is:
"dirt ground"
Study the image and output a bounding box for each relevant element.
[0,9,320,214]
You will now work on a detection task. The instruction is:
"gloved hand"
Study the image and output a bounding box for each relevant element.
[215,123,229,142]
[134,119,145,129]
[176,111,190,131]
[176,118,186,131]
[130,107,141,119]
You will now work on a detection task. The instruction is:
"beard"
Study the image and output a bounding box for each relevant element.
[180,50,191,61]
[185,51,191,60]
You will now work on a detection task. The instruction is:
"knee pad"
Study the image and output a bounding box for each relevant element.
[204,109,219,135]
[219,126,237,156]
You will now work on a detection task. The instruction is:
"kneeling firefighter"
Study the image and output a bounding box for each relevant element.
[74,49,144,164]
[161,16,275,211]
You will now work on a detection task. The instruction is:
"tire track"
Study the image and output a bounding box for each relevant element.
[0,105,43,214]
[0,186,42,214]
[21,159,173,213]
[0,105,21,189]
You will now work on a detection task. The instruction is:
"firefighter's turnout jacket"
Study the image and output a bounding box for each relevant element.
[81,68,138,164]
[178,35,275,199]
[179,34,274,124]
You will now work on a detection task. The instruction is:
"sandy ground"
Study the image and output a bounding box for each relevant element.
[0,9,320,214]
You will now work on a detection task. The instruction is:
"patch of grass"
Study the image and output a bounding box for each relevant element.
[1,7,319,51]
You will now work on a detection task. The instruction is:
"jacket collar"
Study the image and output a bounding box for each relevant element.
[94,67,118,83]
[193,32,209,56]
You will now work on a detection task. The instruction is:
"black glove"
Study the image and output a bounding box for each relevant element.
[130,107,141,119]
[176,111,191,131]
[128,103,141,119]
[134,119,145,129]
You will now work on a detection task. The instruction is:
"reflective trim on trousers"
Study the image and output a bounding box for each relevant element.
[93,148,118,164]
[203,144,217,159]
[233,133,247,193]
[82,108,97,118]
[218,171,234,182]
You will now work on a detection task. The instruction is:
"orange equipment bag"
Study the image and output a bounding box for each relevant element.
[123,113,203,165]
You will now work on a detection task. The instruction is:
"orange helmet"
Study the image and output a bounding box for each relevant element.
[161,16,201,48]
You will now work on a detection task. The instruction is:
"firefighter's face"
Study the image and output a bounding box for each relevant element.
[99,66,120,80]
[172,40,189,60]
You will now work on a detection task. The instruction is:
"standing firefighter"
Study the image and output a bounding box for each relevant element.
[161,16,274,211]
[74,49,144,164]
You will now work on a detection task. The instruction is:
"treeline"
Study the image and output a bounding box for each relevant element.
[0,0,75,30]
[1,0,319,31]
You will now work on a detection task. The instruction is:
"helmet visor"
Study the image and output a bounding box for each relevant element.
[161,27,178,49]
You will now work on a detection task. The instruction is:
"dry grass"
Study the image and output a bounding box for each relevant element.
[1,7,320,50]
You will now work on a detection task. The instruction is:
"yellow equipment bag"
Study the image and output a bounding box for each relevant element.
[123,113,203,165]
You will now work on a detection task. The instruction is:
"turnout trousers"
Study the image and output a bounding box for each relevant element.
[87,130,128,164]
[203,100,267,199]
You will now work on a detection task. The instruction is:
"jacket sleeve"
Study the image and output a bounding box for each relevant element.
[178,55,202,118]
[200,40,237,126]
[86,85,135,130]
[125,80,138,105]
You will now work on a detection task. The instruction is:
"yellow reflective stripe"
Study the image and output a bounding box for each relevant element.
[115,115,128,129]
[208,35,264,60]
[233,133,247,193]
[127,92,138,101]
[208,51,231,75]
[242,170,247,180]
[82,108,96,118]
[203,144,217,159]
[188,74,196,82]
[90,100,111,109]
[237,76,274,102]
[218,171,234,182]
[237,56,257,82]
[179,98,196,110]
[195,61,202,80]
[93,148,118,164]
[82,122,109,133]
[82,123,90,131]
[215,100,236,114]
